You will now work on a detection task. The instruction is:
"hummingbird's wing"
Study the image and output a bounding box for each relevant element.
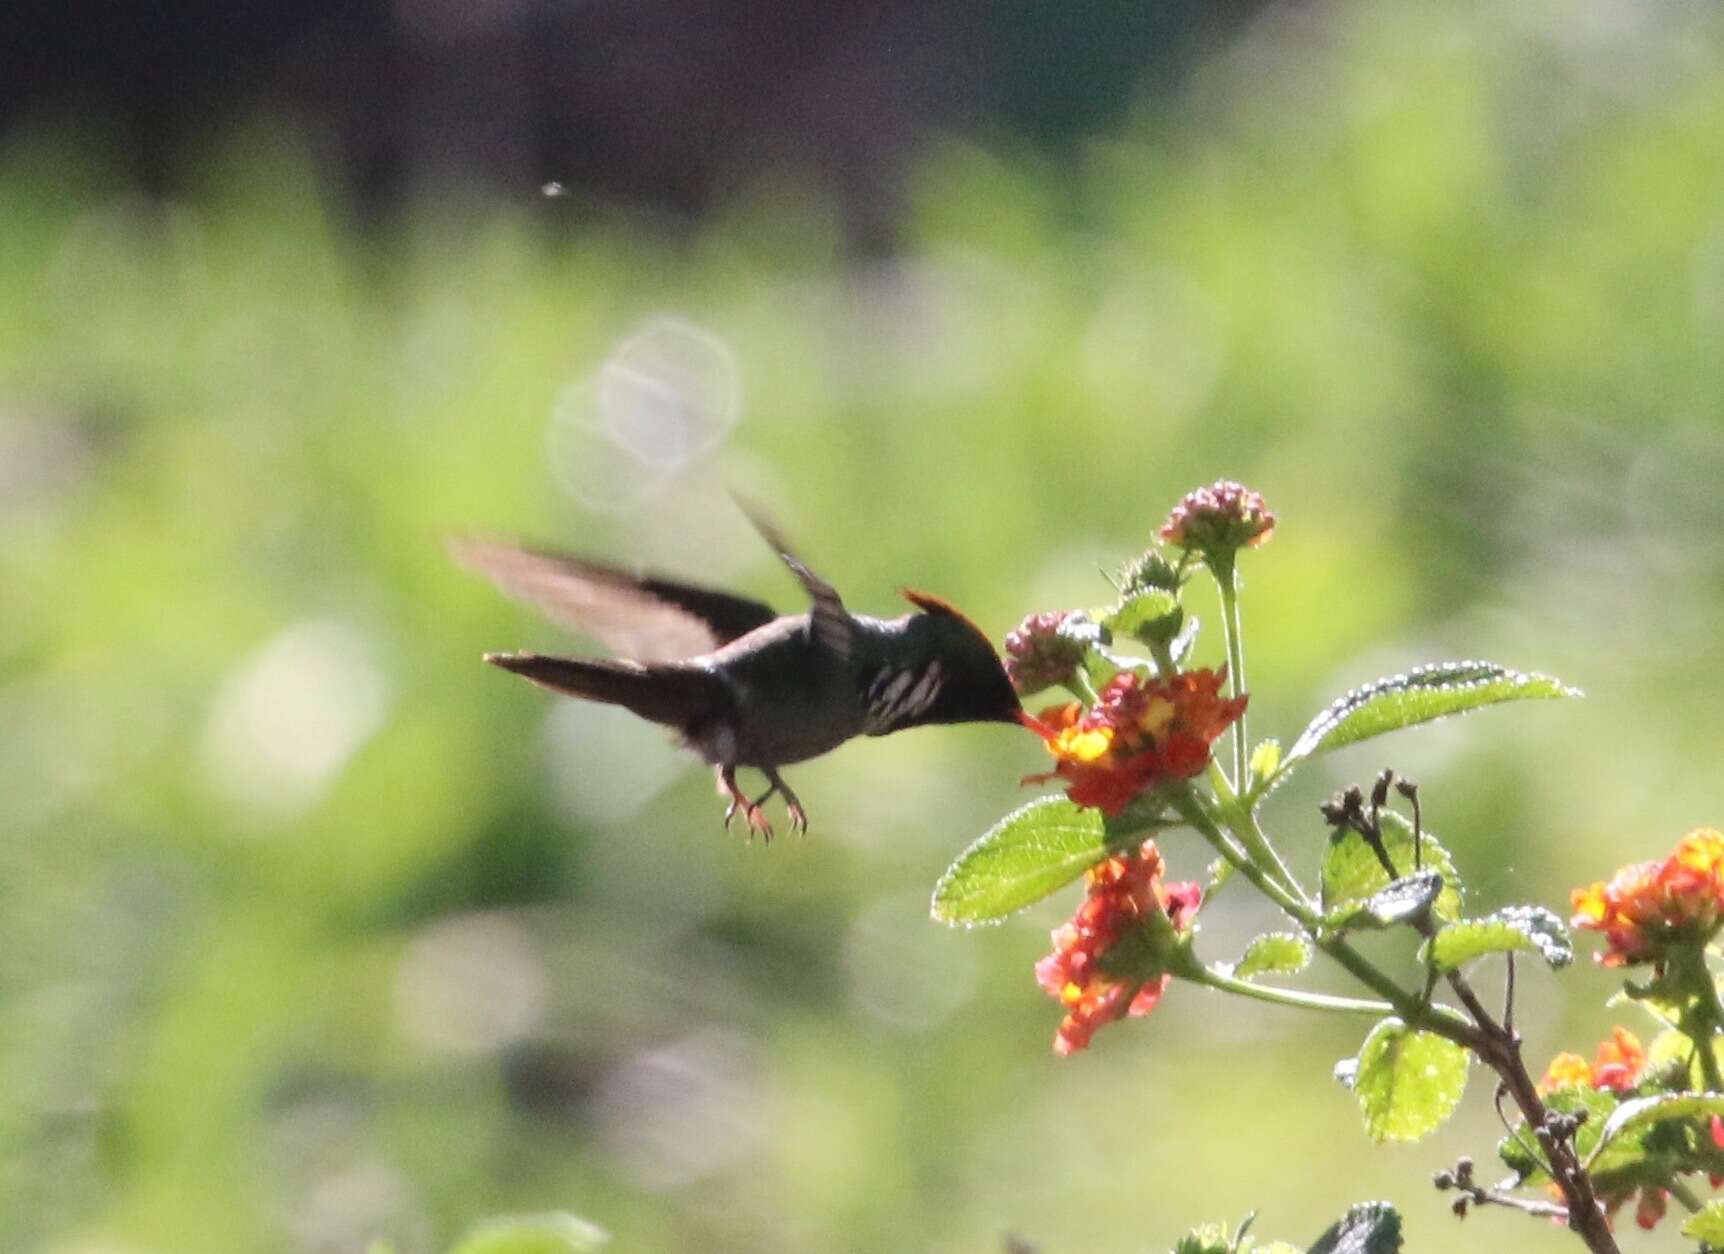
[450,539,779,663]
[733,499,856,661]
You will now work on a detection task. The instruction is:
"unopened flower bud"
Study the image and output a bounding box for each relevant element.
[1371,770,1393,809]
[1118,547,1185,595]
[1003,610,1092,696]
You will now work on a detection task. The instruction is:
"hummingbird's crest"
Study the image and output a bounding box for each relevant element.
[856,587,1022,734]
[900,588,987,634]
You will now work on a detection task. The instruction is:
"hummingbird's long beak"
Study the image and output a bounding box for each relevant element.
[1016,709,1058,739]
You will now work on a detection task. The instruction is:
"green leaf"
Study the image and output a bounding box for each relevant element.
[1104,589,1183,646]
[1357,871,1442,929]
[1306,1202,1402,1254]
[1586,1093,1724,1169]
[1426,907,1572,972]
[1172,1221,1240,1254]
[1082,644,1155,692]
[449,1214,610,1254]
[1236,932,1312,980]
[1172,1226,1233,1254]
[1172,1214,1271,1254]
[1347,1019,1469,1143]
[1247,739,1282,790]
[1288,662,1579,763]
[1321,812,1462,925]
[1683,1199,1724,1244]
[932,798,1122,925]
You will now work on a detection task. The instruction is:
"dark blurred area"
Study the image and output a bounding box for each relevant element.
[9,0,1261,250]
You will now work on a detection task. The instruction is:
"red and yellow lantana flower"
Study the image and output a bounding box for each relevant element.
[1026,668,1247,816]
[1035,839,1202,1055]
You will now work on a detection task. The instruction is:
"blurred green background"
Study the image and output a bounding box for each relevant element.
[7,2,1724,1251]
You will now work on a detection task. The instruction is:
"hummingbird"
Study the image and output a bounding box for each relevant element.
[452,511,1023,839]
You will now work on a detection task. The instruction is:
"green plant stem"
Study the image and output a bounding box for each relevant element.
[1174,792,1621,1253]
[1066,669,1101,706]
[1668,1179,1704,1213]
[1697,1024,1724,1095]
[1671,945,1724,1092]
[1177,787,1470,1033]
[1173,791,1617,1248]
[1192,963,1392,1017]
[1189,782,1318,928]
[1324,938,1441,1023]
[1175,790,1315,929]
[1148,639,1177,677]
[1233,798,1316,914]
[1214,557,1249,788]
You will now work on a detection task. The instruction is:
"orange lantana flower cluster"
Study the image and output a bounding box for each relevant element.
[1537,1026,1724,1230]
[1572,828,1724,967]
[1028,669,1247,816]
[1537,1026,1648,1096]
[1035,840,1201,1055]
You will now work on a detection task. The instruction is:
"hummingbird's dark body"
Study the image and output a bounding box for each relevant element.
[453,516,1021,837]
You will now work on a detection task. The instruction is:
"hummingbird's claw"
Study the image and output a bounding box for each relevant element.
[718,765,748,834]
[745,803,774,842]
[717,764,802,841]
[763,768,807,838]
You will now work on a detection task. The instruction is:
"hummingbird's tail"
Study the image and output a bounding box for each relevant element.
[484,652,726,728]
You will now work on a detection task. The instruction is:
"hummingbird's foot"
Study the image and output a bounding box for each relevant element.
[744,802,775,842]
[717,765,749,833]
[718,765,776,840]
[762,768,807,836]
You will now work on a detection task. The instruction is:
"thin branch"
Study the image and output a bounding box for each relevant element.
[1504,951,1518,1040]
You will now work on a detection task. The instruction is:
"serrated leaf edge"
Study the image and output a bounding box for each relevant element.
[1288,660,1581,763]
[1426,906,1572,972]
[930,796,1104,927]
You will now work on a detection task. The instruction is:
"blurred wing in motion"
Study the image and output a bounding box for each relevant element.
[450,538,779,662]
[731,496,856,661]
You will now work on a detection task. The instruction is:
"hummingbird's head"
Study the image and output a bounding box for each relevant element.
[891,590,1023,727]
